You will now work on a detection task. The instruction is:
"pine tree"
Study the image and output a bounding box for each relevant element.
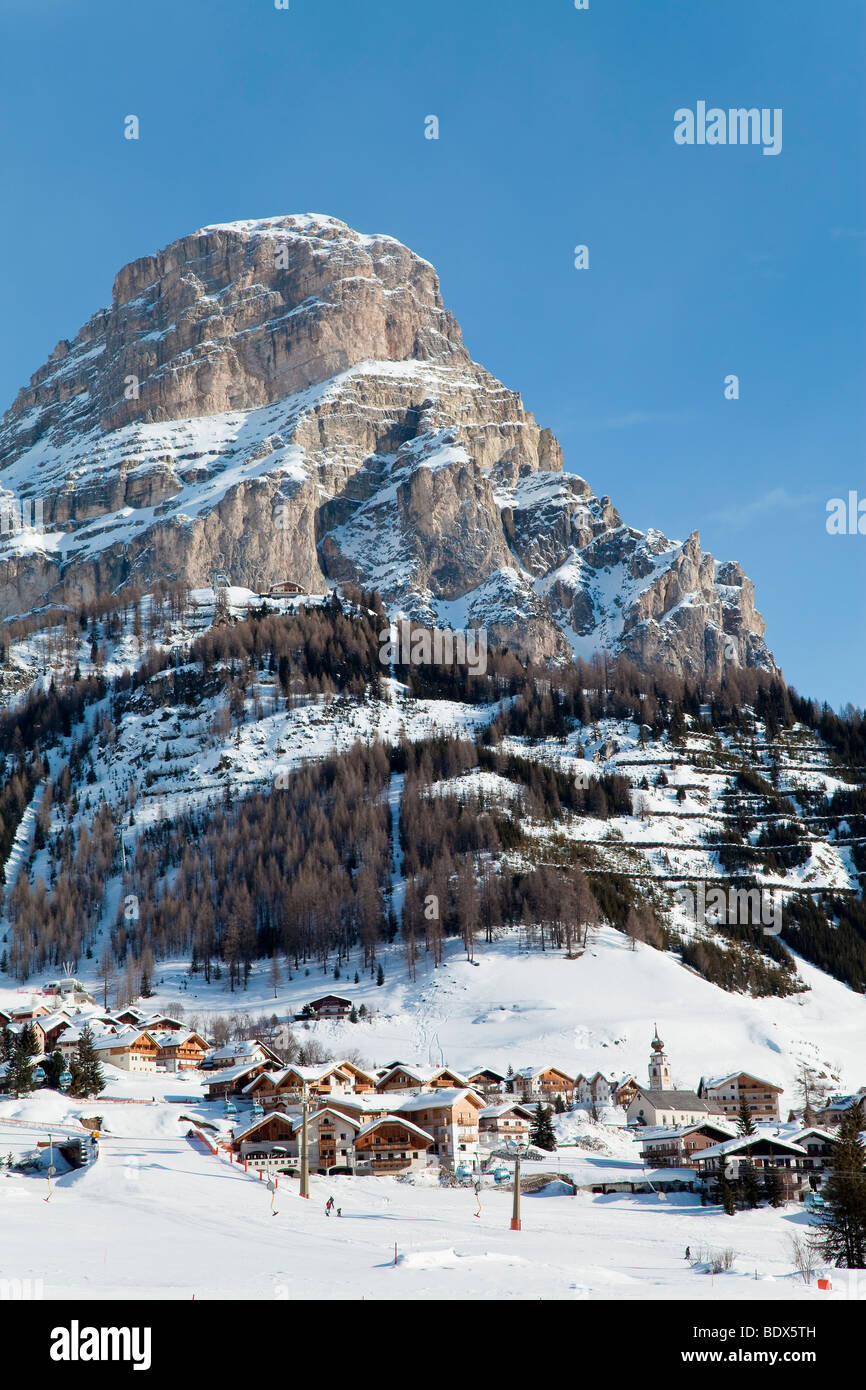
[43,1050,67,1090]
[763,1164,783,1208]
[529,1102,557,1151]
[68,1025,105,1099]
[376,963,385,987]
[720,1177,737,1215]
[7,1033,36,1097]
[816,1102,866,1268]
[736,1098,756,1136]
[739,1153,761,1209]
[17,1023,39,1059]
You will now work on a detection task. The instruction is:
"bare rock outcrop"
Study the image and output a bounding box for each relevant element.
[0,214,776,679]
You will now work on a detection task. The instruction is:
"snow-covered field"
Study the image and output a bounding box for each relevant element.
[6,925,855,1111]
[4,923,864,1301]
[0,1090,852,1302]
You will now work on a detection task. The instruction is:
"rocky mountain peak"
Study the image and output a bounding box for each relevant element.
[0,215,775,679]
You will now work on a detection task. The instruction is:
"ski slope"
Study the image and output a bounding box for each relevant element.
[0,1102,849,1302]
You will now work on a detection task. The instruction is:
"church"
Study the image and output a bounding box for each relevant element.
[626,1026,725,1128]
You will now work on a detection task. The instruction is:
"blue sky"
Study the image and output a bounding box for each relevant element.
[0,0,862,707]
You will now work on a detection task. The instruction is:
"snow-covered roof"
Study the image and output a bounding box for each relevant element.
[515,1065,574,1082]
[331,1059,378,1083]
[355,1115,435,1144]
[479,1103,532,1120]
[92,1027,156,1051]
[233,1110,296,1143]
[787,1126,837,1144]
[701,1071,782,1092]
[277,1063,352,1083]
[397,1088,484,1113]
[820,1091,866,1113]
[204,1061,266,1084]
[376,1064,438,1085]
[205,1040,267,1062]
[147,1029,205,1049]
[304,1107,362,1131]
[695,1134,808,1161]
[637,1119,736,1142]
[632,1088,723,1114]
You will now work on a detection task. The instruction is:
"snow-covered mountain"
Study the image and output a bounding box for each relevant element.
[0,214,773,678]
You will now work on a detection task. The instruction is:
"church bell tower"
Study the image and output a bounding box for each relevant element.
[648,1024,672,1091]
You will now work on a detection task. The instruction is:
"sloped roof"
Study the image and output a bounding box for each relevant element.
[701,1071,783,1092]
[356,1114,435,1144]
[638,1119,737,1143]
[234,1109,297,1143]
[93,1027,158,1050]
[695,1134,807,1161]
[787,1126,837,1144]
[397,1088,485,1113]
[376,1064,438,1086]
[515,1065,574,1082]
[303,1107,362,1131]
[632,1088,724,1114]
[204,1061,266,1084]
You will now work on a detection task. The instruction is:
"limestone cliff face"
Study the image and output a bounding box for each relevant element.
[0,214,775,678]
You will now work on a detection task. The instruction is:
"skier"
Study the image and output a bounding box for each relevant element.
[325,1196,334,1216]
[685,1245,690,1261]
[336,1207,342,1217]
[473,1180,482,1219]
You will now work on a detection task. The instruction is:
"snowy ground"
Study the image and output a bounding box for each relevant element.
[0,1096,853,1301]
[6,925,858,1112]
[3,926,864,1301]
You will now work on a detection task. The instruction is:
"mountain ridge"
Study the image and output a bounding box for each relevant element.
[0,213,774,678]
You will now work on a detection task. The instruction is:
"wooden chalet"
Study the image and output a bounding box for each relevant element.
[465,1066,507,1095]
[203,1061,272,1099]
[149,1029,209,1071]
[113,1008,148,1027]
[300,995,353,1021]
[232,1110,298,1172]
[201,1039,283,1071]
[638,1120,737,1169]
[92,1028,160,1072]
[139,1014,187,1033]
[698,1071,784,1123]
[478,1102,533,1149]
[265,580,307,597]
[9,1002,51,1024]
[332,1059,377,1092]
[514,1066,574,1102]
[242,1063,354,1108]
[692,1134,811,1202]
[354,1116,434,1173]
[6,1019,48,1053]
[375,1064,469,1094]
[396,1088,485,1167]
[612,1076,640,1108]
